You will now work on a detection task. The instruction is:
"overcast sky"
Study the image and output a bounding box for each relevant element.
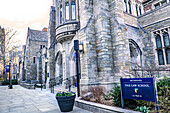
[0,0,52,48]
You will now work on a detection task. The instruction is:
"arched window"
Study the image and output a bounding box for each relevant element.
[139,6,142,15]
[60,5,62,24]
[65,2,69,21]
[155,35,162,48]
[136,4,138,16]
[71,1,76,20]
[163,32,170,47]
[124,0,128,12]
[129,39,142,66]
[128,1,132,14]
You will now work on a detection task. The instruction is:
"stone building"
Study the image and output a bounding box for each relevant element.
[0,26,5,78]
[36,46,48,86]
[9,51,22,80]
[48,0,170,93]
[20,45,26,81]
[22,28,48,81]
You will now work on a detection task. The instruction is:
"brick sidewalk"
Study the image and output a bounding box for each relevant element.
[0,85,91,113]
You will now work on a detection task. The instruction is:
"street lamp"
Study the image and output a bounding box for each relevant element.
[44,57,48,89]
[79,42,84,53]
[74,40,84,97]
[9,60,13,89]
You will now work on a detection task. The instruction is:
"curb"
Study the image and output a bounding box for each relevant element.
[75,98,141,113]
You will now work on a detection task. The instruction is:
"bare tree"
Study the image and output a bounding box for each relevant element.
[0,28,21,80]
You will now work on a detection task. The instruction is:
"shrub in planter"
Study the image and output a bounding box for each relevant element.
[2,80,18,85]
[35,84,43,88]
[2,80,9,85]
[12,79,18,85]
[0,78,4,82]
[56,92,76,112]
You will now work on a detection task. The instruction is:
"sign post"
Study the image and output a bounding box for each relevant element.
[74,40,80,97]
[120,77,159,113]
[153,77,159,113]
[120,78,124,109]
[3,69,5,75]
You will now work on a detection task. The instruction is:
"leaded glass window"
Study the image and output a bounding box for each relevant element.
[71,1,76,20]
[60,5,62,24]
[136,4,138,16]
[157,50,164,65]
[155,35,162,48]
[128,1,132,14]
[154,3,160,9]
[161,0,166,6]
[124,0,128,12]
[65,2,69,21]
[163,32,170,47]
[139,6,142,15]
[165,49,170,64]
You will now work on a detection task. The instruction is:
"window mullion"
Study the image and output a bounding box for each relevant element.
[168,28,170,45]
[69,0,71,21]
[126,0,129,13]
[160,31,167,64]
[63,1,65,22]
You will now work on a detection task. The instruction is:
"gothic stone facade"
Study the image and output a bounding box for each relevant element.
[48,0,170,92]
[0,26,5,78]
[23,28,48,81]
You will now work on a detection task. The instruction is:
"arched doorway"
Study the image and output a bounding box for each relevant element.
[55,52,63,85]
[69,48,76,77]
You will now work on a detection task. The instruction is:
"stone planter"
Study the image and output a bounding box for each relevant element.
[56,94,76,112]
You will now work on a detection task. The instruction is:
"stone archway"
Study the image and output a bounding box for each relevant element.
[55,52,63,85]
[129,39,142,67]
[69,47,76,77]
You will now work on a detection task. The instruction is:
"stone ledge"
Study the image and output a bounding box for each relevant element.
[20,83,35,89]
[75,98,140,113]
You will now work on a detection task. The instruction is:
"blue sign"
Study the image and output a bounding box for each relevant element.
[121,78,155,102]
[3,69,5,75]
[6,65,10,73]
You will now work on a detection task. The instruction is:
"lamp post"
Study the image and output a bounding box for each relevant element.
[9,60,13,89]
[44,57,48,89]
[74,40,84,97]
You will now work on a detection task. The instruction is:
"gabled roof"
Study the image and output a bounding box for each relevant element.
[28,28,48,42]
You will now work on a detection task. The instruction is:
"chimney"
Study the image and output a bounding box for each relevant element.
[42,27,48,32]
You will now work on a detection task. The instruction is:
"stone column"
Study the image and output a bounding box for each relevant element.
[61,42,71,89]
[93,0,114,90]
[48,6,56,87]
[78,0,98,92]
[109,0,131,82]
[49,47,55,86]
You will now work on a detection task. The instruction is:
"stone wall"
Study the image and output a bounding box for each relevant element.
[78,0,98,91]
[138,3,170,76]
[48,6,56,86]
[25,40,47,81]
[108,0,131,82]
[138,4,170,27]
[51,0,170,93]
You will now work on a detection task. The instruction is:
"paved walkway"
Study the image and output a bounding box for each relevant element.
[0,85,91,113]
